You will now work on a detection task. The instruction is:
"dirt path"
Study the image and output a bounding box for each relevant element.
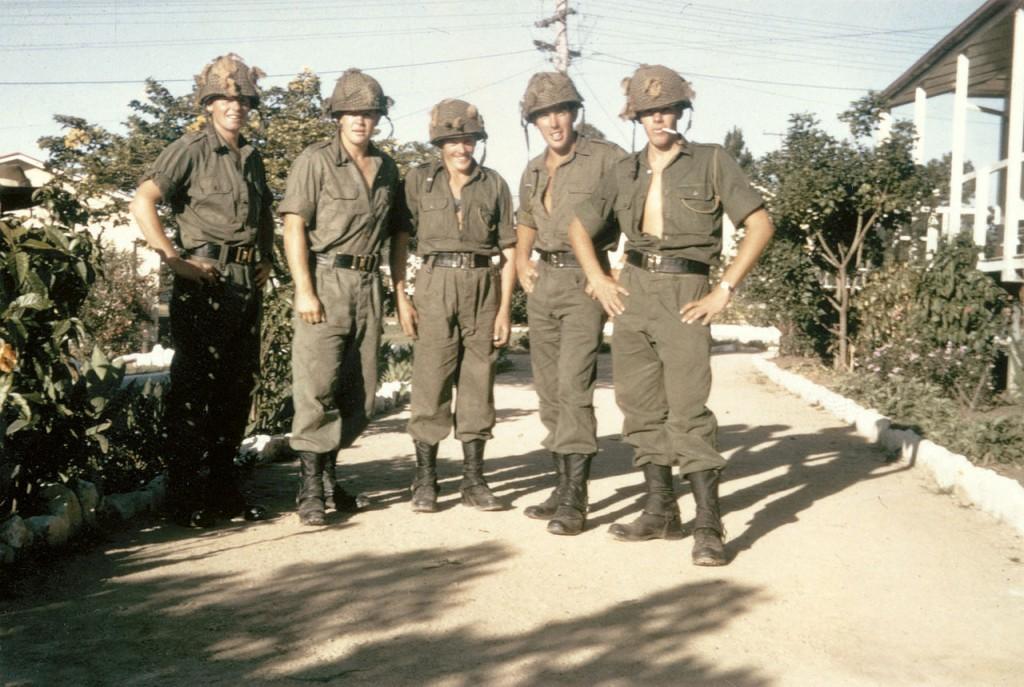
[3,352,1023,686]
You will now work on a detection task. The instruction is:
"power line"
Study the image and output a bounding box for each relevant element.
[0,49,537,86]
[0,22,527,52]
[582,52,874,92]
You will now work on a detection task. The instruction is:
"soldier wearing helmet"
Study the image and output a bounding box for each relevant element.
[514,72,625,536]
[393,99,516,514]
[279,69,405,526]
[568,64,775,566]
[130,53,274,528]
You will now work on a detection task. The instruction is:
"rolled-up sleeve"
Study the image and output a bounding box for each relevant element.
[140,139,194,200]
[496,177,516,249]
[716,148,764,226]
[516,168,536,229]
[278,152,319,227]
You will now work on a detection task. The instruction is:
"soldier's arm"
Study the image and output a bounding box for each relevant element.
[130,180,219,285]
[282,213,325,325]
[680,207,774,325]
[494,246,517,347]
[568,217,628,317]
[390,229,418,339]
[514,224,538,294]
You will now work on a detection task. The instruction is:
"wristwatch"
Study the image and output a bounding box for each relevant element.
[718,279,736,295]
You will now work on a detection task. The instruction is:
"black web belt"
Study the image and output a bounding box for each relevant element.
[537,249,581,268]
[428,252,492,269]
[626,250,710,275]
[315,253,380,272]
[186,243,259,265]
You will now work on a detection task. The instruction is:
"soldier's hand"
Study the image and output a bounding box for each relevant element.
[517,259,539,294]
[254,259,272,287]
[396,296,419,339]
[295,289,326,325]
[167,256,220,285]
[588,274,629,318]
[680,287,730,325]
[492,309,511,348]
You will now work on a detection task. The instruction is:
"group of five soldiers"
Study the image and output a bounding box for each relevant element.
[131,54,774,567]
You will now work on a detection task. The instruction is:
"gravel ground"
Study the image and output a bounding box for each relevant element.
[3,351,1023,687]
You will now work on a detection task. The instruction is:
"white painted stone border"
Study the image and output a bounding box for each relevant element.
[751,354,1024,537]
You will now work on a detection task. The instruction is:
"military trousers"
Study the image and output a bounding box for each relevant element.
[290,263,382,455]
[611,264,725,475]
[164,263,261,503]
[527,260,606,455]
[407,263,499,445]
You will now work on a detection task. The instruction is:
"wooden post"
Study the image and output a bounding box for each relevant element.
[1003,8,1024,273]
[950,53,970,236]
[913,87,928,164]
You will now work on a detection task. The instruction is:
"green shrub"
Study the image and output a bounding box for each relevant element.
[851,235,1010,410]
[0,210,123,516]
[79,244,158,357]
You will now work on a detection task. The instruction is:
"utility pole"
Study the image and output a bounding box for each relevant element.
[534,0,579,74]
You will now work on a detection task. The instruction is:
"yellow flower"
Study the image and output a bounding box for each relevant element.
[0,340,17,373]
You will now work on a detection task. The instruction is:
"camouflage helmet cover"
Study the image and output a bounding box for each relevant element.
[429,99,487,144]
[195,53,265,108]
[620,64,695,121]
[520,71,584,122]
[327,69,393,116]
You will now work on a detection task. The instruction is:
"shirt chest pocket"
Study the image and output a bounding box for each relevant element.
[678,184,719,216]
[614,195,634,231]
[565,184,594,215]
[418,194,452,236]
[322,182,363,225]
[192,178,238,225]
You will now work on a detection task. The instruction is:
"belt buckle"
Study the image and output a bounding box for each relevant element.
[355,255,367,271]
[553,252,564,268]
[647,253,661,272]
[459,253,471,269]
[236,246,253,264]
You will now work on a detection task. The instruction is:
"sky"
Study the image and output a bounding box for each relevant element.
[0,0,1006,188]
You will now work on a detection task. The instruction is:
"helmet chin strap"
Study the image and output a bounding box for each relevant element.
[383,114,395,139]
[478,139,487,166]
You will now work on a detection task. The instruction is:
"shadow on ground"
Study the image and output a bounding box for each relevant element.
[2,538,768,686]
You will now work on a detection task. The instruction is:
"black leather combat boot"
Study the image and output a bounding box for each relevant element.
[524,453,567,520]
[295,451,326,526]
[608,463,684,541]
[547,453,592,536]
[411,441,439,513]
[459,439,504,511]
[687,469,728,566]
[322,451,364,513]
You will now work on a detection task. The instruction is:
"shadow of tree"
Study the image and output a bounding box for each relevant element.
[2,539,768,686]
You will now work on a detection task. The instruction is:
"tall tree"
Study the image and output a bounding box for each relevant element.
[756,96,942,369]
[722,126,754,173]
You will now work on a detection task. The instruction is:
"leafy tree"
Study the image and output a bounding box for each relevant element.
[756,96,942,369]
[722,126,755,174]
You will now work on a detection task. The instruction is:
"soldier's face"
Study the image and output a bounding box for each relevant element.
[440,136,478,174]
[205,97,251,135]
[339,110,381,147]
[532,106,577,154]
[639,106,684,149]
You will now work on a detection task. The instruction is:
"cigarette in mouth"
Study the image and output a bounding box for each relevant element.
[659,128,680,135]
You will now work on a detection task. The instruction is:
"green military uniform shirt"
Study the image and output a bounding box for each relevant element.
[141,126,275,257]
[278,132,403,255]
[576,141,762,264]
[404,162,515,257]
[517,135,625,252]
